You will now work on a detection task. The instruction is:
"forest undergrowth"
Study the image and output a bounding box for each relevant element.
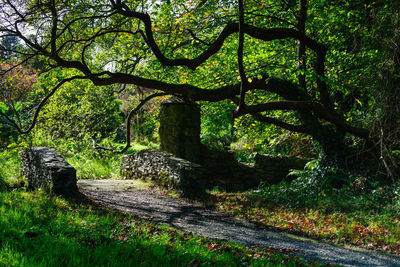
[203,160,400,255]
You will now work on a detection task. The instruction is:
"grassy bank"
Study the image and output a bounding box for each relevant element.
[0,190,318,266]
[198,161,400,255]
[64,142,158,179]
[0,143,24,187]
[206,189,400,255]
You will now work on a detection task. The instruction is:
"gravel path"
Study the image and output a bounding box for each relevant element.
[79,180,400,266]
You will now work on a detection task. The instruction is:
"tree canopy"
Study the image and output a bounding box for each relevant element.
[0,0,399,175]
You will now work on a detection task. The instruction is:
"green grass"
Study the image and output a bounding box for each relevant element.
[0,139,159,181]
[65,142,158,179]
[65,154,121,179]
[0,143,25,187]
[0,190,319,266]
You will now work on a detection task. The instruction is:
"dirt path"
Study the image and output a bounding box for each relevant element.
[78,179,400,266]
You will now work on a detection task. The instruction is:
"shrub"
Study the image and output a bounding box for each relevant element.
[0,141,26,187]
[256,159,400,213]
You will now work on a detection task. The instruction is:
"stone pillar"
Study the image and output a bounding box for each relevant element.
[159,97,201,163]
[21,147,77,195]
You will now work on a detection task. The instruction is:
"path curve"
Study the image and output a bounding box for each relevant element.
[79,180,400,267]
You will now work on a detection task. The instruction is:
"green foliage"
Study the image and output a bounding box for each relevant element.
[1,0,399,175]
[257,159,400,213]
[0,125,16,148]
[0,63,37,146]
[0,141,27,187]
[118,91,165,143]
[231,126,316,159]
[31,129,157,180]
[201,101,235,150]
[36,69,122,140]
[0,175,8,192]
[0,190,314,266]
[234,150,255,164]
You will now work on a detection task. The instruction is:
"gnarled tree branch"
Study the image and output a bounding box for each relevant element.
[252,113,312,135]
[234,100,370,139]
[0,75,88,134]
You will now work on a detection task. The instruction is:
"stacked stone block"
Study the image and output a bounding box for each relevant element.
[21,147,77,195]
[159,98,201,163]
[121,149,203,195]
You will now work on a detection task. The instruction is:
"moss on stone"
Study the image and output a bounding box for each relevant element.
[159,98,201,163]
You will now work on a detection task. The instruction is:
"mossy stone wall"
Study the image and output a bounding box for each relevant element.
[159,98,201,163]
[20,147,77,195]
[120,149,204,196]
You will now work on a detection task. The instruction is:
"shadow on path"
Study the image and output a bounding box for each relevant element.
[79,180,400,267]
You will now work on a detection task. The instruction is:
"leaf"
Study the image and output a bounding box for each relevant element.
[14,101,22,112]
[0,102,9,113]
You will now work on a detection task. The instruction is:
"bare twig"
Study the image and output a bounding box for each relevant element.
[187,29,210,46]
[380,128,395,182]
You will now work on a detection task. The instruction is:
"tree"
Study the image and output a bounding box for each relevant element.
[0,63,37,144]
[0,0,397,176]
[36,68,122,140]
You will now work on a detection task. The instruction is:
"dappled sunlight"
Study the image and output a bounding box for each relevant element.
[0,191,309,266]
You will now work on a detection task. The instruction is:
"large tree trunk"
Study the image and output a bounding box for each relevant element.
[310,126,348,167]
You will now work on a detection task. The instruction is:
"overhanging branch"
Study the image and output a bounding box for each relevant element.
[252,113,311,134]
[0,75,88,134]
[235,101,370,139]
[111,1,326,70]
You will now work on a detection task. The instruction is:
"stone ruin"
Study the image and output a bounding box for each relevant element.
[121,97,312,195]
[21,147,77,195]
[159,97,202,163]
[18,98,310,197]
[121,149,203,196]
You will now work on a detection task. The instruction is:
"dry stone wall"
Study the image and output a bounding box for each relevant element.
[21,147,77,195]
[200,148,259,191]
[200,148,311,190]
[159,98,201,163]
[253,153,312,184]
[121,147,311,193]
[121,99,312,193]
[121,149,204,196]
